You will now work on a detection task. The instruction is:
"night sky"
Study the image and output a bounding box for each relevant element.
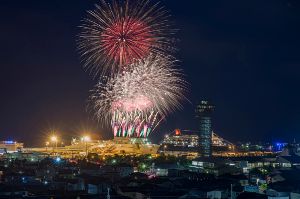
[1,0,300,146]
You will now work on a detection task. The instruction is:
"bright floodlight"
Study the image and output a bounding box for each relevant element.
[82,135,91,142]
[50,136,57,142]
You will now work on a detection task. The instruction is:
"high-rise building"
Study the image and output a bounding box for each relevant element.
[196,101,215,157]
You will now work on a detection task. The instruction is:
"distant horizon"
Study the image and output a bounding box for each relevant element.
[4,131,296,148]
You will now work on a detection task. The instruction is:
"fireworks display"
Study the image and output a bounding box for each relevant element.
[90,55,187,137]
[79,0,187,138]
[77,0,175,75]
[111,109,161,137]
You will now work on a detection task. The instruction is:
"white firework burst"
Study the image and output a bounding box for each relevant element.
[91,55,188,122]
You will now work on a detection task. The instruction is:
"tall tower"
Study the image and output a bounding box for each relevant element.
[196,100,215,157]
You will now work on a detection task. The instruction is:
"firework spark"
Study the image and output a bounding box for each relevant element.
[112,110,161,137]
[78,0,176,76]
[91,55,187,120]
[90,55,188,137]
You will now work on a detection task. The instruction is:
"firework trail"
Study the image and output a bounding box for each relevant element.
[78,0,176,76]
[111,109,162,137]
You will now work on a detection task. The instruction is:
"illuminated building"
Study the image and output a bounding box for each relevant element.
[160,130,199,158]
[0,141,23,153]
[163,129,199,147]
[196,101,215,157]
[190,157,237,176]
[160,129,235,158]
[26,137,159,157]
[90,138,159,155]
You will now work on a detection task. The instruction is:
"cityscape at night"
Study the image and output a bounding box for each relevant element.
[1,0,300,199]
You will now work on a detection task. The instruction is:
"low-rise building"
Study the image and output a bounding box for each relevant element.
[229,156,277,173]
[0,141,23,153]
[190,157,239,176]
[276,155,300,168]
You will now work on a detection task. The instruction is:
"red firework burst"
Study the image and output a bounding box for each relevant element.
[78,0,176,76]
[101,17,154,66]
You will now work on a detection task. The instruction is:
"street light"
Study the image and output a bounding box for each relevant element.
[81,135,91,157]
[50,136,58,154]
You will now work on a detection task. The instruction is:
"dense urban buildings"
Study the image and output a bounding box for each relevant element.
[0,123,299,199]
[0,138,299,198]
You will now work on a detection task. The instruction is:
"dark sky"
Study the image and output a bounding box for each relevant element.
[1,0,300,146]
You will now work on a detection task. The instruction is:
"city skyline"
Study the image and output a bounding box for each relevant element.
[1,0,300,146]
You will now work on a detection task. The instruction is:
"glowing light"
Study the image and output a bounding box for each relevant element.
[55,157,61,163]
[50,136,58,142]
[175,129,181,136]
[81,135,91,142]
[4,141,15,144]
